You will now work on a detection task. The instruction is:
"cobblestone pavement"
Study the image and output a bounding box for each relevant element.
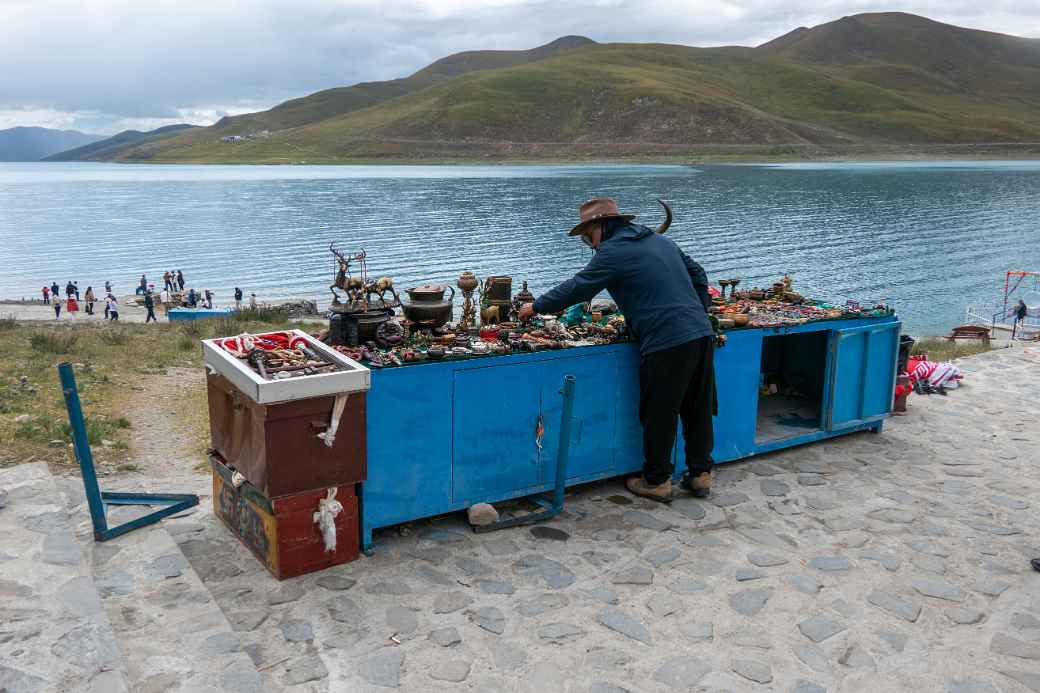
[3,344,1040,692]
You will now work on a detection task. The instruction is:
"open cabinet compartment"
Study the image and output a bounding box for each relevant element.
[755,331,828,444]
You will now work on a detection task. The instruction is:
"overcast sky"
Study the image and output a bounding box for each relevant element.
[1,0,1037,134]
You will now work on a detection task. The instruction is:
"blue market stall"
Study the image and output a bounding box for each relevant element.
[359,313,899,551]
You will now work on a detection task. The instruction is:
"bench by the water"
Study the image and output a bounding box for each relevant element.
[946,324,991,345]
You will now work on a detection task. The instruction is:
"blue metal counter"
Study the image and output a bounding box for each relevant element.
[168,307,234,321]
[360,315,899,550]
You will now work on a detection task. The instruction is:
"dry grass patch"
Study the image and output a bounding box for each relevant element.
[0,315,303,471]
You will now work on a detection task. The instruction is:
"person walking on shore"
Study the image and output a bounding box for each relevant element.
[519,198,716,503]
[249,293,257,310]
[42,286,49,303]
[67,293,79,318]
[176,270,185,291]
[105,280,112,294]
[51,293,61,319]
[163,271,173,292]
[204,289,213,309]
[84,286,95,315]
[106,294,119,321]
[1011,299,1029,340]
[144,291,157,323]
[74,281,80,300]
[65,281,75,299]
[51,281,59,300]
[234,287,243,310]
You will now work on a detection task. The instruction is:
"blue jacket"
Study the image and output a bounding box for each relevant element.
[533,220,714,355]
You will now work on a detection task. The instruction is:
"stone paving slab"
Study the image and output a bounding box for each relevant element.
[0,462,128,693]
[9,344,1040,692]
[76,515,265,692]
[163,345,1040,692]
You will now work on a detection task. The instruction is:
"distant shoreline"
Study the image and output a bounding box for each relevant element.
[32,142,1040,166]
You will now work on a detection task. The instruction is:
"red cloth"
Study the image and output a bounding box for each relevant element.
[67,298,79,313]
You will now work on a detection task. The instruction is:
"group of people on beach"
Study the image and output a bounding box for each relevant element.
[42,271,257,322]
[42,281,119,321]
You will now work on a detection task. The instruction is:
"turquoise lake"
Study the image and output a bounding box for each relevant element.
[2,161,1039,335]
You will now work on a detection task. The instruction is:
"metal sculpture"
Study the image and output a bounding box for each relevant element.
[329,244,367,306]
[457,271,479,332]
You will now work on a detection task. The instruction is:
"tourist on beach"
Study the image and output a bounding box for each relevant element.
[106,294,119,321]
[186,288,197,308]
[144,291,157,323]
[67,294,79,317]
[234,287,243,310]
[105,280,112,294]
[51,281,59,300]
[163,271,173,291]
[204,289,213,309]
[51,293,61,319]
[518,197,715,503]
[176,270,185,291]
[1012,299,1028,340]
[42,286,49,303]
[249,293,257,310]
[74,281,80,300]
[65,281,75,298]
[84,286,95,315]
[138,274,147,295]
[160,286,170,307]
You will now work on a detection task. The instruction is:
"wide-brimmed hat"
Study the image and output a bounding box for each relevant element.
[568,198,636,236]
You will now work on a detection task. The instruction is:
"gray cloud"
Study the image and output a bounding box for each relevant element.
[2,0,1037,133]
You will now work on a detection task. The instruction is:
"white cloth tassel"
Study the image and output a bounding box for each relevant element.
[318,393,349,448]
[231,471,246,488]
[313,488,343,553]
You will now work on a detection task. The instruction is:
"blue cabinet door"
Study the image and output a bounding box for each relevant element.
[537,353,618,483]
[713,330,762,462]
[825,321,900,430]
[451,363,543,506]
[451,352,619,505]
[612,347,643,476]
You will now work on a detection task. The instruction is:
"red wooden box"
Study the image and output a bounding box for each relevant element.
[211,455,359,580]
[206,372,367,497]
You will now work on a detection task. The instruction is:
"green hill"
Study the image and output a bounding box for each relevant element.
[93,13,1040,163]
[45,123,198,161]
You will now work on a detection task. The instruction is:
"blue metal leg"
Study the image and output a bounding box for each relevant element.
[58,362,199,541]
[474,375,576,534]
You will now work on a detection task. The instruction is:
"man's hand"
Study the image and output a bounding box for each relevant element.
[518,302,535,321]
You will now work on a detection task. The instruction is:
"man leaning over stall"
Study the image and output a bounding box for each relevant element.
[518,197,716,503]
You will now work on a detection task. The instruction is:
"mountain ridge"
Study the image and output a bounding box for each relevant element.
[0,127,106,161]
[72,13,1040,163]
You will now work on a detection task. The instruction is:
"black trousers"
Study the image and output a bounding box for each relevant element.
[639,336,715,485]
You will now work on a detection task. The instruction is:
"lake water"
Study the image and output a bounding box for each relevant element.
[2,161,1039,335]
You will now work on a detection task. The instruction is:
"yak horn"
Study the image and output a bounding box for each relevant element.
[655,199,672,234]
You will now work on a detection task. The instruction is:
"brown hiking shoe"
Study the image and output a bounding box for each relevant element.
[681,472,711,499]
[625,477,674,503]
